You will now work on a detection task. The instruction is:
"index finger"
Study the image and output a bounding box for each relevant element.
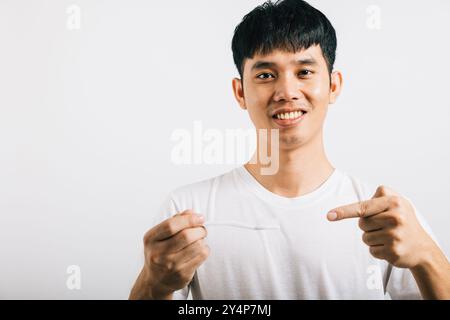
[150,210,205,241]
[327,196,390,221]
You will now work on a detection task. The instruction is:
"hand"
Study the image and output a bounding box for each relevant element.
[327,185,436,269]
[142,209,209,298]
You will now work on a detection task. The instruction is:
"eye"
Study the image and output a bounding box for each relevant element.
[299,69,313,77]
[256,72,275,80]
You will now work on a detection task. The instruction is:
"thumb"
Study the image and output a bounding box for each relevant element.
[372,185,399,199]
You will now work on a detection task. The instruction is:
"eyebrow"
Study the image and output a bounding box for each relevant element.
[250,58,318,72]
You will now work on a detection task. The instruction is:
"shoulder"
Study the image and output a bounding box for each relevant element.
[160,166,241,218]
[170,167,238,201]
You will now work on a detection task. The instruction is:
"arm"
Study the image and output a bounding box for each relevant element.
[129,267,173,300]
[410,243,450,299]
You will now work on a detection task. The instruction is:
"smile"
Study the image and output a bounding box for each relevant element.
[271,110,307,128]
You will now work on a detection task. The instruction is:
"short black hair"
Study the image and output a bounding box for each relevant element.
[231,0,337,79]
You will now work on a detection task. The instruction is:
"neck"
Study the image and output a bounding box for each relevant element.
[244,131,334,198]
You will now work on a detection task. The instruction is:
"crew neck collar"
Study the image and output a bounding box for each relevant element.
[235,165,342,208]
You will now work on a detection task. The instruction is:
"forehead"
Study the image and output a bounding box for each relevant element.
[244,45,326,72]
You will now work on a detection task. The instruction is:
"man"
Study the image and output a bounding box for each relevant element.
[130,0,450,299]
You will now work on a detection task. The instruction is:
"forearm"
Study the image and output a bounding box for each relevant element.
[411,244,450,300]
[129,267,173,300]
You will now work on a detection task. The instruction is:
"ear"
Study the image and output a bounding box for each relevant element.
[329,71,343,104]
[232,77,247,110]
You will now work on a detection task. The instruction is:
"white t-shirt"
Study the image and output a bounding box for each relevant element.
[152,166,435,299]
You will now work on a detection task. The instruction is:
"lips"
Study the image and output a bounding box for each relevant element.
[271,111,306,128]
[272,110,304,120]
[270,106,308,118]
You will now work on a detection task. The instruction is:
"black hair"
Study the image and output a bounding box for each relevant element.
[231,0,337,79]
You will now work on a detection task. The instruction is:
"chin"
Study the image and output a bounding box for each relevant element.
[279,134,308,149]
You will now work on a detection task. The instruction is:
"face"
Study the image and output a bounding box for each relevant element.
[232,45,343,150]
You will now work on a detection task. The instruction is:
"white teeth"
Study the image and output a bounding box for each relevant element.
[276,111,304,120]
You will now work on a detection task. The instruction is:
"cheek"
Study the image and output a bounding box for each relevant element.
[311,86,324,96]
[244,89,271,120]
[246,103,269,126]
[249,86,271,104]
[306,81,327,99]
[303,80,330,108]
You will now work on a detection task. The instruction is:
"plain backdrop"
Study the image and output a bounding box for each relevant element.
[0,0,449,299]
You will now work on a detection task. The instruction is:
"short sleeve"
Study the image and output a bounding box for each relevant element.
[151,193,191,300]
[385,198,441,300]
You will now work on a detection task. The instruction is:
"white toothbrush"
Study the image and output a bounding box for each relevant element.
[203,221,280,230]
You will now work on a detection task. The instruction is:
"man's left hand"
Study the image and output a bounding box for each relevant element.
[327,185,436,269]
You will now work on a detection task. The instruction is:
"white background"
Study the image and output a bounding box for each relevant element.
[0,0,449,299]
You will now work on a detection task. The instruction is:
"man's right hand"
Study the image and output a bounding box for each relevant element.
[130,209,209,299]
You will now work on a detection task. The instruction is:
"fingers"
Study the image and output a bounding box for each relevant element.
[147,210,205,242]
[149,238,210,276]
[358,213,388,231]
[154,226,207,253]
[173,238,209,265]
[358,210,403,231]
[327,196,391,221]
[327,185,401,222]
[177,239,210,270]
[369,245,385,259]
[163,242,210,287]
[362,229,393,246]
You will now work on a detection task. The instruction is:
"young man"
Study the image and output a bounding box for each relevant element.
[130,0,450,299]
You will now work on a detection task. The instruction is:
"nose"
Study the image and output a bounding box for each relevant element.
[273,74,303,102]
